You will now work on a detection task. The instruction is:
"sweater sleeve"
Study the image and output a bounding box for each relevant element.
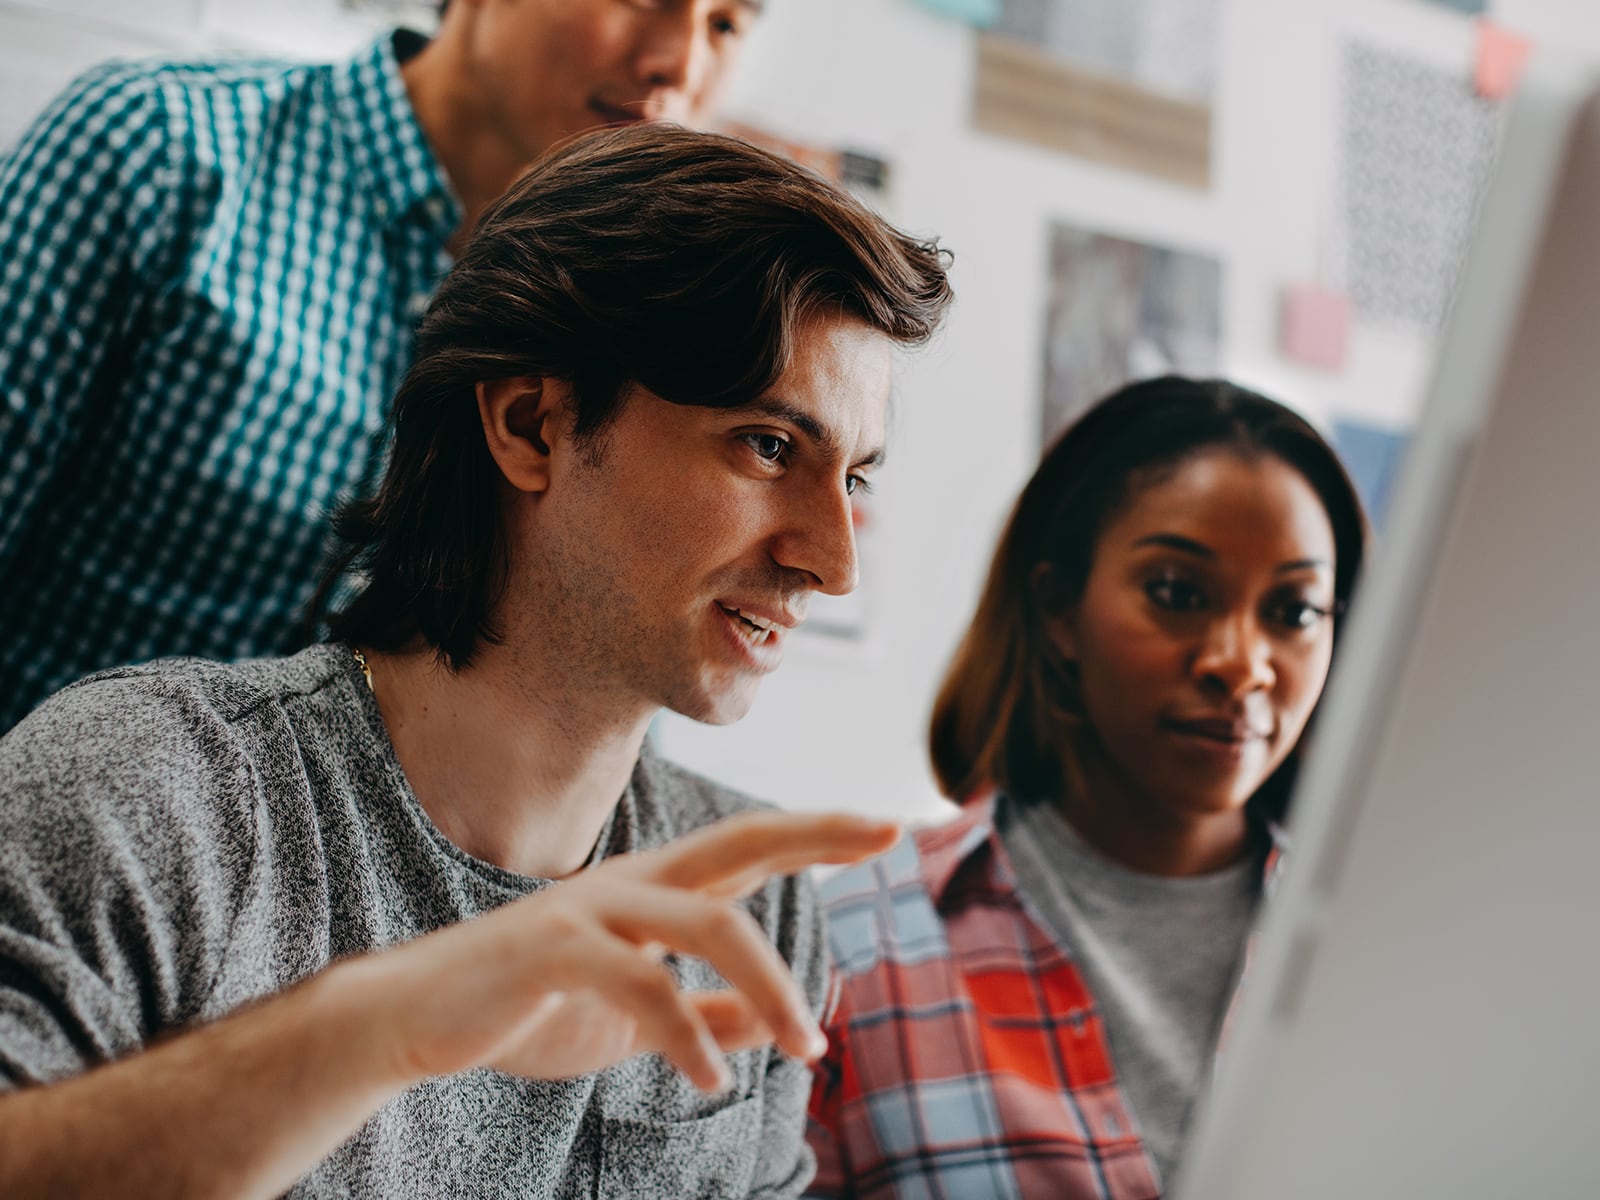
[0,673,260,1091]
[743,867,834,1199]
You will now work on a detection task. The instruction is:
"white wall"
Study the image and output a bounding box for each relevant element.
[2,0,1591,822]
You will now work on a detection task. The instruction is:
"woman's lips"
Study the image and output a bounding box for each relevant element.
[1162,716,1271,745]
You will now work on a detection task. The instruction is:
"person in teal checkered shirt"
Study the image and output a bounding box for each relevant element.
[0,0,761,731]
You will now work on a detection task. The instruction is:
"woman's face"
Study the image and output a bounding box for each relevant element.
[1047,449,1339,830]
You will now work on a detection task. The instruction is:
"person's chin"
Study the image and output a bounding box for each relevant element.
[666,678,762,727]
[1148,763,1260,818]
[1174,777,1263,818]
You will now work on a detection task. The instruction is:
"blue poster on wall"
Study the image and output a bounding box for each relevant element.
[912,0,1002,28]
[1332,419,1410,532]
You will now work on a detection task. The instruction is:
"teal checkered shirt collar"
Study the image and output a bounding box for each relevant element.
[333,30,461,245]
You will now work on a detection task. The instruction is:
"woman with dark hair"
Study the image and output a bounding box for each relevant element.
[806,376,1368,1200]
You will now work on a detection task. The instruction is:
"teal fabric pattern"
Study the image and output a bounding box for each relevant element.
[0,31,458,731]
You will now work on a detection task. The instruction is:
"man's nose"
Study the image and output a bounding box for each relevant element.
[632,9,709,97]
[774,483,860,598]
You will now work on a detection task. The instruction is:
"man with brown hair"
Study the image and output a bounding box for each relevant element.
[0,0,764,732]
[0,126,952,1198]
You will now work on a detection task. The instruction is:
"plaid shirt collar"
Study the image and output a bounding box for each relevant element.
[332,31,461,245]
[916,792,1005,911]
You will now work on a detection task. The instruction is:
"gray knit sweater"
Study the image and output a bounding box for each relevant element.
[0,644,826,1198]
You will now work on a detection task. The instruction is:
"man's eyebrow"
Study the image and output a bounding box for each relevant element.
[1132,532,1331,573]
[734,0,765,14]
[736,399,887,469]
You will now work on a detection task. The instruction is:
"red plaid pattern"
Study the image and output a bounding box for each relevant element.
[806,794,1279,1200]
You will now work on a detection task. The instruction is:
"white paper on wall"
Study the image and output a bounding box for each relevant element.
[1339,40,1501,330]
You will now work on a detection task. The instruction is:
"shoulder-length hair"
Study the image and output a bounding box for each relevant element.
[929,375,1368,824]
[317,124,952,667]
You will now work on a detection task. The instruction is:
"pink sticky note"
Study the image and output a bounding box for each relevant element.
[1280,284,1351,372]
[1475,20,1533,101]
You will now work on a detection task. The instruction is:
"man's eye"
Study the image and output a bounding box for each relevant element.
[745,433,787,463]
[1146,577,1206,612]
[845,474,872,497]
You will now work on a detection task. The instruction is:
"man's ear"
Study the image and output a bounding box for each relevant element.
[1033,561,1078,661]
[477,376,569,494]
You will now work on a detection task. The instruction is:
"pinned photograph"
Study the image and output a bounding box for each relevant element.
[1039,222,1222,448]
[974,0,1218,187]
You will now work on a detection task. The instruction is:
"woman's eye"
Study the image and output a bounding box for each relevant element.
[745,433,788,463]
[1146,577,1206,612]
[1272,598,1333,630]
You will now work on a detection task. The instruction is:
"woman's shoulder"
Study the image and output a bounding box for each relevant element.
[817,801,997,978]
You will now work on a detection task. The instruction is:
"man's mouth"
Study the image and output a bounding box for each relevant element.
[588,98,654,127]
[716,602,781,644]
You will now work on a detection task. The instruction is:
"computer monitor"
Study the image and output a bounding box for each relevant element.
[1174,53,1600,1200]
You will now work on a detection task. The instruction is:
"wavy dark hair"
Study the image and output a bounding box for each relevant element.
[316,123,952,667]
[929,375,1368,827]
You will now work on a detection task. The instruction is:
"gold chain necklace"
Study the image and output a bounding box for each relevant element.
[351,645,375,693]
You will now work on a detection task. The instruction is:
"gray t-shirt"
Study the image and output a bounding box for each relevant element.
[997,796,1258,1189]
[0,644,826,1199]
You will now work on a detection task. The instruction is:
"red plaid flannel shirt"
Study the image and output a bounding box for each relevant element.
[805,792,1279,1200]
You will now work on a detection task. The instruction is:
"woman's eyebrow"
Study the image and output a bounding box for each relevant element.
[1132,532,1214,559]
[1275,557,1333,574]
[1133,533,1332,575]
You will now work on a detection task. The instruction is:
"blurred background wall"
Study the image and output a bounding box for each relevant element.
[4,0,1595,821]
